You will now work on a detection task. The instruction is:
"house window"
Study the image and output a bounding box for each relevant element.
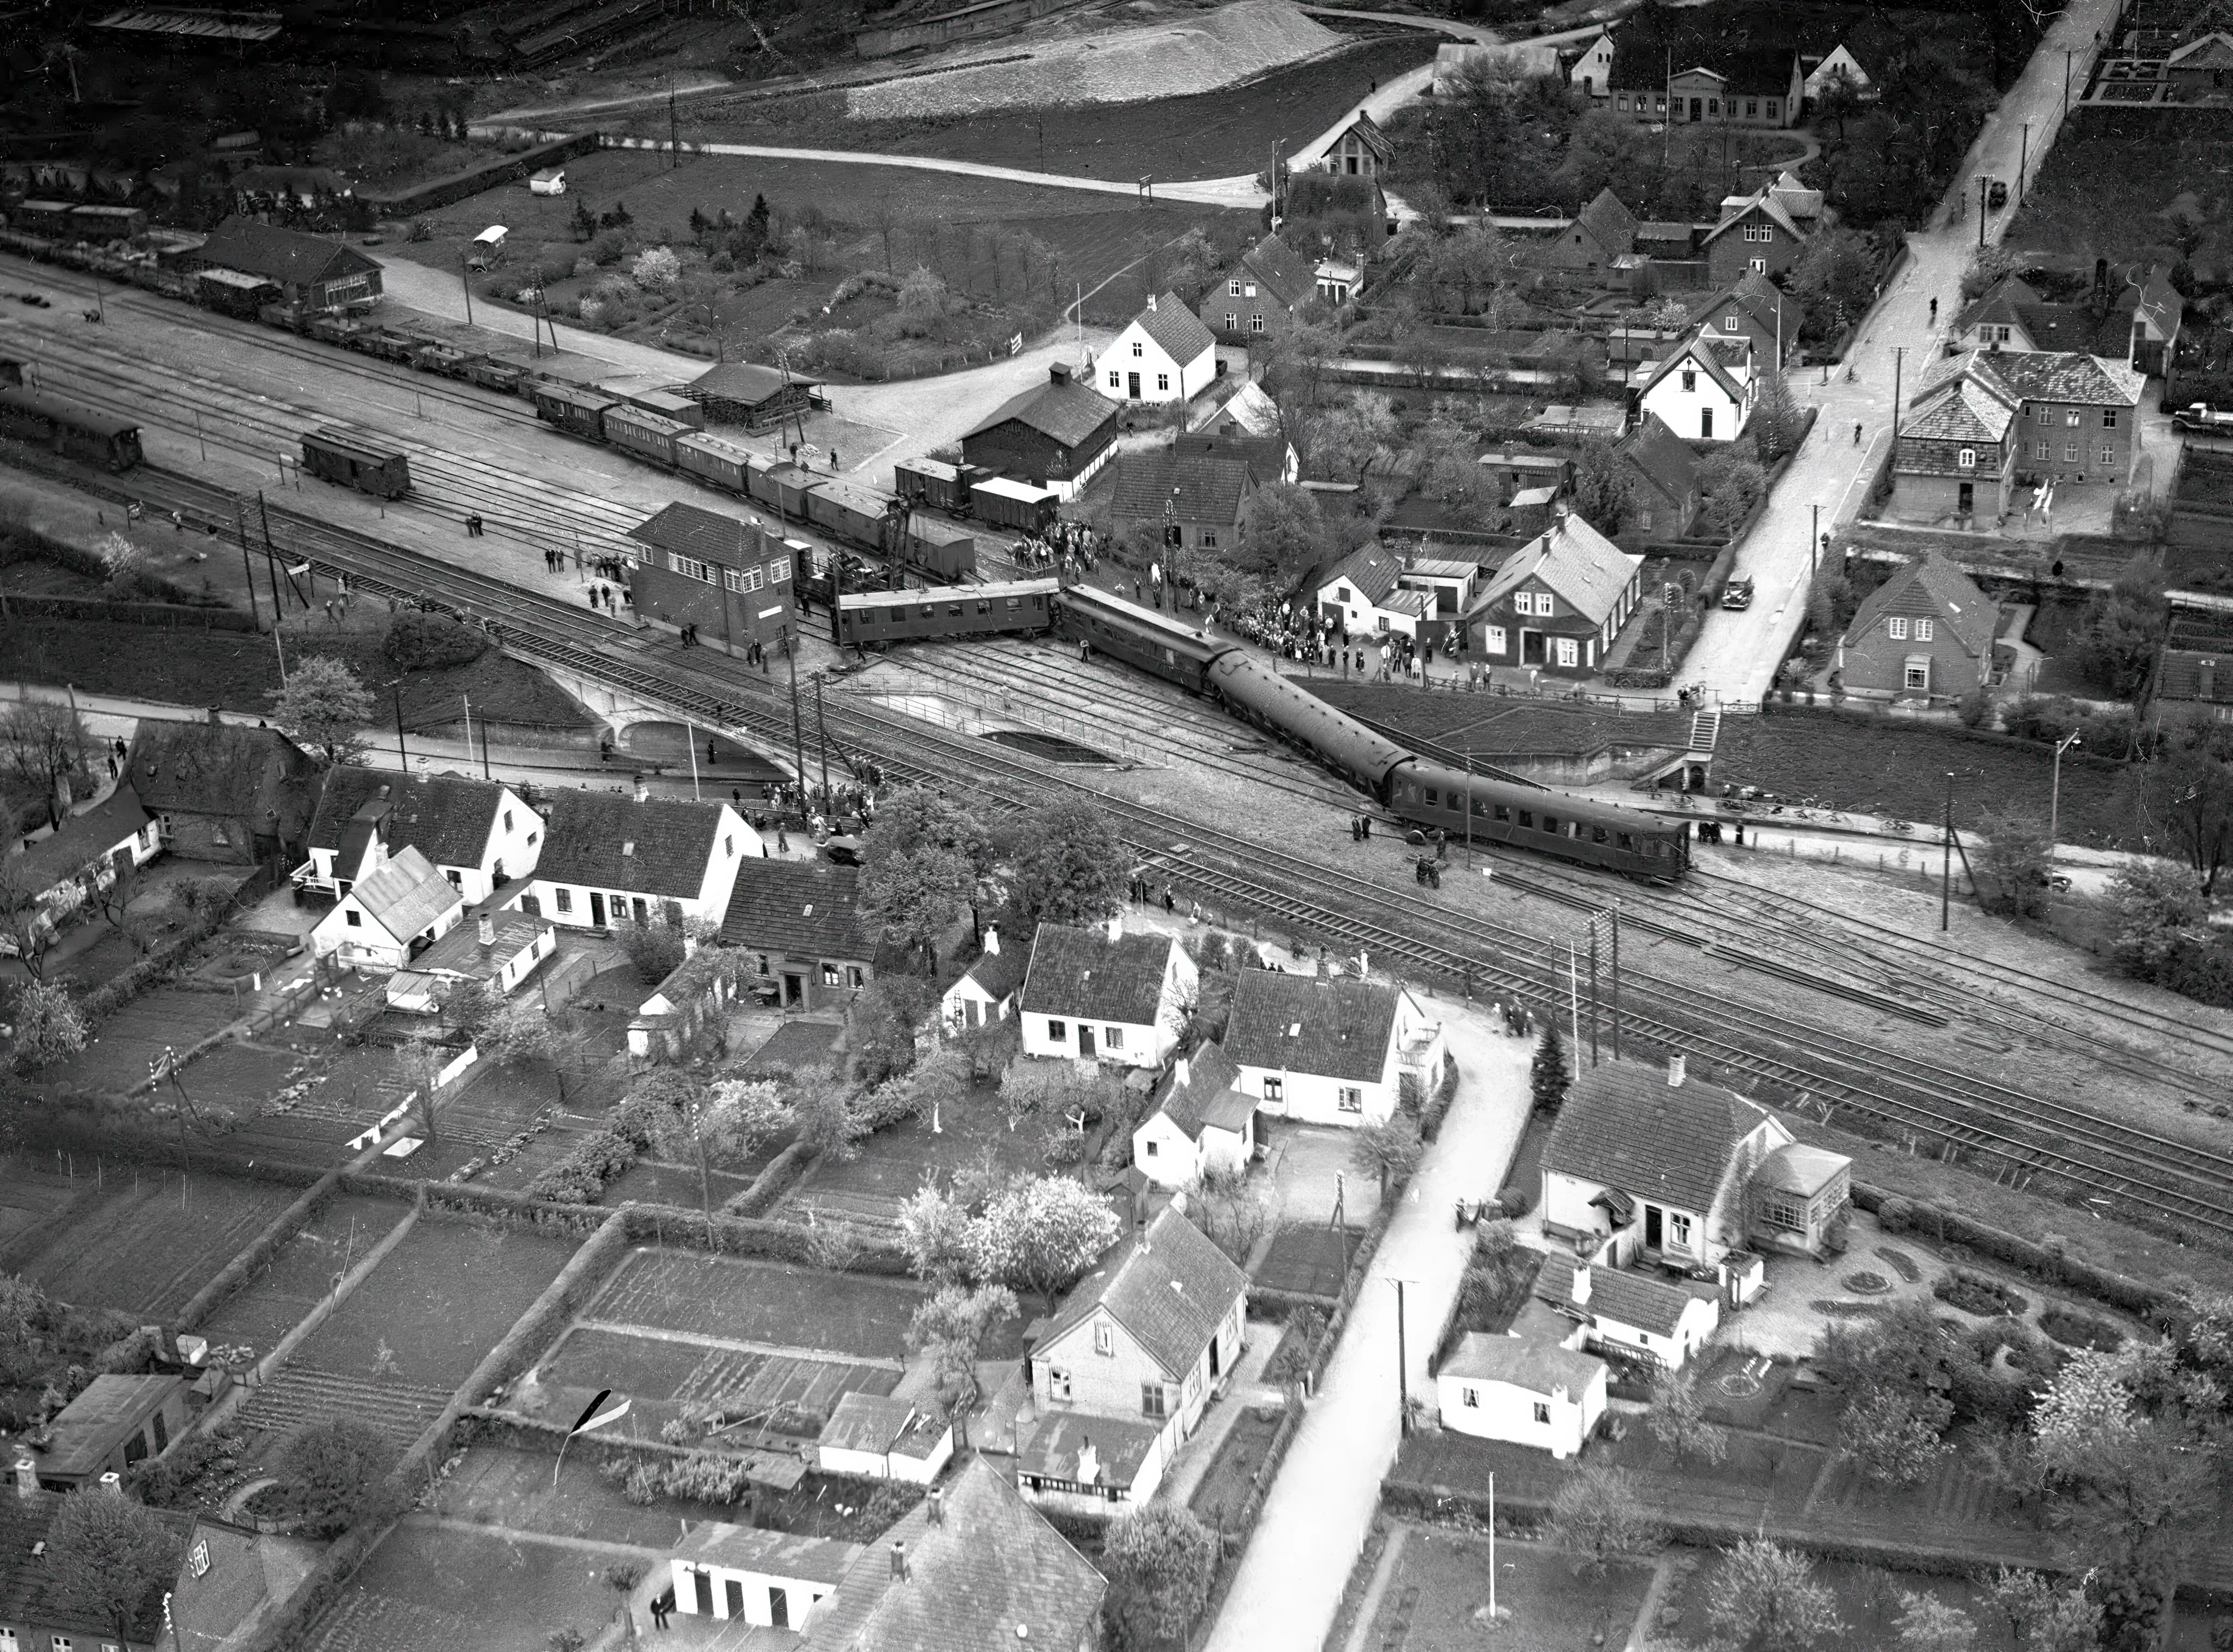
[1533,1402,1552,1424]
[1745,99,1758,116]
[51,1641,69,1652]
[1758,1195,1807,1231]
[2035,441,2051,460]
[1767,99,1779,118]
[2065,442,2080,463]
[1131,341,1143,358]
[2101,445,2114,464]
[0,1632,15,1652]
[1228,279,1242,296]
[1888,617,1909,640]
[847,965,866,988]
[821,963,840,986]
[1905,657,1931,692]
[446,868,463,888]
[1141,1383,1168,1419]
[1656,95,1667,110]
[188,1539,211,1578]
[1958,448,1976,469]
[344,908,361,927]
[1484,624,1507,652]
[1263,1076,1283,1104]
[1725,314,1740,332]
[2102,408,2118,428]
[2066,409,2082,427]
[554,887,572,913]
[1095,1322,1115,1355]
[1338,1086,1363,1113]
[1157,374,1169,392]
[1104,1026,1124,1051]
[1227,313,1238,331]
[1637,509,1654,530]
[1748,258,1766,274]
[1557,638,1580,668]
[769,559,789,583]
[1667,1212,1692,1249]
[1201,530,1217,548]
[1049,1366,1072,1402]
[1249,315,1266,334]
[1915,619,1934,642]
[1108,371,1121,388]
[1537,594,1553,618]
[1681,369,1697,392]
[1462,1386,1480,1407]
[1144,1139,1159,1156]
[1047,1019,1067,1042]
[1616,94,1628,110]
[1708,98,1720,115]
[1513,592,1532,617]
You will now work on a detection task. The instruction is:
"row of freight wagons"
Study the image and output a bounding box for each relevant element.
[894,457,1059,534]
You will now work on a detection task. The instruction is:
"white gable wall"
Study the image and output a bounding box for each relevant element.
[1437,1366,1606,1458]
[1097,316,1214,406]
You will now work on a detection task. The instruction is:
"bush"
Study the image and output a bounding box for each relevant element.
[383,609,486,672]
[1931,1267,2029,1318]
[1876,1195,1916,1234]
[271,1418,402,1539]
[1494,1184,1532,1217]
[2039,1306,2125,1351]
[1956,686,1992,729]
[525,1128,637,1203]
[589,231,629,266]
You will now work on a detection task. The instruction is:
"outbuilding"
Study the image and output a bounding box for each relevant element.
[1437,1331,1607,1458]
[961,364,1118,501]
[814,1393,954,1484]
[309,843,464,974]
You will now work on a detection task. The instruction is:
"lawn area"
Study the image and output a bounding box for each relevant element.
[197,1193,417,1355]
[291,1218,579,1388]
[306,1517,632,1652]
[1253,1222,1357,1298]
[1364,1527,1655,1652]
[7,1169,297,1319]
[1662,1546,2018,1650]
[598,1157,763,1208]
[587,1248,959,1363]
[2004,115,2233,281]
[651,33,1442,185]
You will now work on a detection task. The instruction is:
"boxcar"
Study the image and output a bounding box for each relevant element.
[1054,584,1225,693]
[903,515,978,581]
[0,385,141,470]
[413,343,474,378]
[625,388,705,430]
[302,427,410,500]
[839,578,1060,648]
[969,475,1059,534]
[804,478,895,550]
[530,381,621,441]
[604,402,688,468]
[359,329,422,364]
[466,357,525,394]
[196,267,280,318]
[675,429,757,494]
[747,458,818,520]
[894,457,979,515]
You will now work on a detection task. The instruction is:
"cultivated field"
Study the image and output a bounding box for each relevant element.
[1253,1222,1356,1298]
[1663,1547,2018,1651]
[289,1218,580,1388]
[307,1519,630,1652]
[8,1169,297,1319]
[586,1249,932,1362]
[540,1323,899,1412]
[1358,1529,1656,1652]
[787,1089,1102,1230]
[2004,117,2233,282]
[196,1193,418,1354]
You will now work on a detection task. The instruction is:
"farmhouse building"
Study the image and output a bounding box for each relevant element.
[1436,1330,1608,1458]
[300,770,543,905]
[310,843,463,973]
[4,783,158,951]
[1221,969,1442,1129]
[1132,1042,1256,1189]
[942,927,1027,1034]
[1322,110,1392,182]
[1613,413,1702,543]
[1029,1206,1249,1467]
[0,1483,191,1651]
[1568,27,1615,95]
[1200,234,1317,345]
[1832,553,1998,702]
[521,792,757,933]
[794,1458,1105,1652]
[1639,332,1756,444]
[814,1393,953,1485]
[386,909,556,1012]
[1017,1412,1168,1516]
[1316,543,1439,640]
[665,1524,858,1632]
[1174,426,1297,486]
[1601,23,1804,128]
[189,216,381,309]
[1700,187,1811,287]
[627,500,798,655]
[1019,918,1196,1069]
[1464,512,1644,674]
[1108,452,1256,555]
[1098,292,1217,406]
[1544,187,1638,276]
[127,719,317,865]
[962,364,1119,501]
[683,359,818,430]
[720,857,877,1011]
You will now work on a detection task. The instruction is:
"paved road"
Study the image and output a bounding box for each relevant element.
[1201,1008,1532,1652]
[1677,0,2120,707]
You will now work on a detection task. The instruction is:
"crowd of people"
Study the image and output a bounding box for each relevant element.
[1011,520,1102,577]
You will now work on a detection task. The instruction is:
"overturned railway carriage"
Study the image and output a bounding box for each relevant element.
[838,577,1061,647]
[0,384,143,469]
[1055,583,1225,693]
[1208,651,1411,795]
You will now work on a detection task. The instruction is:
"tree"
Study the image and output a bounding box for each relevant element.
[45,1490,179,1647]
[1988,1569,2102,1652]
[268,656,373,768]
[1567,440,1634,539]
[1706,1538,1844,1652]
[906,1282,1018,1422]
[898,1180,977,1284]
[2135,743,2233,894]
[1349,1113,1423,1199]
[861,786,995,954]
[1529,1022,1569,1114]
[1751,372,1806,463]
[847,975,931,1089]
[0,860,60,983]
[0,699,93,829]
[1258,318,1340,414]
[1002,799,1126,930]
[436,978,499,1045]
[1543,1464,1660,1576]
[684,1077,793,1167]
[1187,1166,1274,1264]
[4,978,87,1070]
[971,1175,1120,1309]
[476,994,560,1066]
[1894,1591,1977,1652]
[790,1063,869,1160]
[1311,404,1397,483]
[630,245,681,290]
[1234,480,1332,585]
[1100,1504,1219,1651]
[1788,227,1878,340]
[1697,452,1769,539]
[2072,569,2169,698]
[274,1418,401,1538]
[1974,810,2054,919]
[1646,1367,1728,1465]
[897,264,948,332]
[1838,1386,1952,1486]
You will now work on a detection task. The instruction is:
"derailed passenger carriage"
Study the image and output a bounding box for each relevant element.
[1053,583,1225,694]
[0,385,142,470]
[1391,762,1690,880]
[1207,651,1411,795]
[838,577,1061,647]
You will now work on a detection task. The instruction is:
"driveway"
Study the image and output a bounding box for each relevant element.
[1674,0,2123,708]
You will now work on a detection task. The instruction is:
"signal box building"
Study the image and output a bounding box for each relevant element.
[626,501,798,656]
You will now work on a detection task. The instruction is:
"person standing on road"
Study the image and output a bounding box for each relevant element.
[1853,422,1863,445]
[1929,297,1939,325]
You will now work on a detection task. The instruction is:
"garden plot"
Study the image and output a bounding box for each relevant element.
[1357,1527,1656,1652]
[7,1170,298,1319]
[1662,1547,2020,1651]
[195,1193,418,1355]
[306,1518,635,1652]
[540,1324,900,1413]
[584,1249,934,1362]
[36,987,243,1096]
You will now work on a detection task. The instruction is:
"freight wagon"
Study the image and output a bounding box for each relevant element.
[838,577,1061,648]
[531,381,621,441]
[893,457,983,515]
[903,514,979,582]
[969,475,1059,534]
[196,267,281,318]
[301,427,411,499]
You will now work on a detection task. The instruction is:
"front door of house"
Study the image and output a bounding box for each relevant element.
[589,892,606,927]
[725,1579,745,1619]
[1688,97,1702,120]
[1700,406,1714,440]
[783,973,804,1006]
[1644,1205,1664,1249]
[1209,1334,1221,1378]
[1958,481,1974,514]
[770,1588,790,1630]
[1127,371,1141,399]
[1078,1025,1097,1059]
[1521,630,1546,665]
[694,1569,714,1616]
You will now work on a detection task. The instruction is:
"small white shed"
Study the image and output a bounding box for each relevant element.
[528,169,567,196]
[1437,1332,1607,1459]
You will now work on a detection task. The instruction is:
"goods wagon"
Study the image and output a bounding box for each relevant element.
[413,343,474,378]
[625,388,704,430]
[894,457,982,515]
[531,381,621,441]
[196,267,280,318]
[803,477,897,550]
[838,577,1060,648]
[0,385,141,470]
[968,475,1059,534]
[604,402,689,468]
[302,427,410,500]
[902,514,978,581]
[466,357,525,393]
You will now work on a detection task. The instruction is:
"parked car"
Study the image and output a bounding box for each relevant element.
[2175,403,2233,435]
[1721,576,1755,611]
[1987,179,2008,208]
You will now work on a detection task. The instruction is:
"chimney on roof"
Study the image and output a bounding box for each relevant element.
[1049,363,1071,385]
[890,1542,909,1581]
[1147,293,1158,312]
[1572,1261,1592,1306]
[1174,1054,1191,1089]
[478,913,495,947]
[13,1460,35,1500]
[1668,1053,1687,1088]
[927,1489,944,1525]
[983,927,1000,956]
[97,1472,122,1496]
[1077,1436,1101,1486]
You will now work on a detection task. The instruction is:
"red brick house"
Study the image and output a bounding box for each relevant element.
[1832,554,1998,701]
[1199,234,1316,346]
[627,502,798,657]
[1700,187,1810,289]
[1613,413,1702,544]
[1464,512,1644,674]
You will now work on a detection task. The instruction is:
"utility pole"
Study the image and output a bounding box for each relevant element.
[460,248,473,327]
[1463,756,1473,863]
[1892,347,1904,447]
[1940,771,1955,931]
[237,505,258,629]
[814,673,831,805]
[1390,1278,1409,1437]
[1810,503,1820,577]
[395,685,408,772]
[1609,906,1621,1061]
[2018,122,2029,203]
[1977,174,1989,250]
[787,641,806,806]
[2065,48,2074,119]
[259,492,284,621]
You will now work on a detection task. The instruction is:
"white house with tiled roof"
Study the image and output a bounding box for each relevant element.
[1132,1042,1256,1187]
[1019,917,1196,1069]
[1535,1249,1722,1371]
[516,790,758,933]
[309,843,463,974]
[1219,969,1441,1128]
[942,926,1028,1035]
[1833,554,1999,702]
[1029,1205,1249,1462]
[1463,512,1644,675]
[1437,1319,1608,1455]
[1638,332,1756,444]
[300,769,542,905]
[1098,291,1216,406]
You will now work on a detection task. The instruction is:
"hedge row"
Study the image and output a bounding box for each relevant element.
[175,1173,343,1333]
[1856,1183,2171,1320]
[724,1139,816,1217]
[1245,1285,1342,1323]
[2,594,256,629]
[523,1127,636,1204]
[461,1210,633,1407]
[0,520,231,609]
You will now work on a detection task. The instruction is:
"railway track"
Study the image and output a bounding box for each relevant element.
[20,447,2233,1243]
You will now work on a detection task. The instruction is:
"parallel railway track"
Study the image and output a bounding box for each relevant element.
[17,446,2233,1241]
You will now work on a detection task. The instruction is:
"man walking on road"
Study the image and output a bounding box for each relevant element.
[1854,422,1864,445]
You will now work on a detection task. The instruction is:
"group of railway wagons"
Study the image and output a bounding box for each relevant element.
[894,457,1060,535]
[0,364,143,470]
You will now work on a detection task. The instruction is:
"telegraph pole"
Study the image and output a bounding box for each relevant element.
[787,642,806,806]
[814,672,831,806]
[1610,906,1622,1062]
[1587,922,1600,1066]
[394,685,408,772]
[1892,347,1904,447]
[1940,771,1956,931]
[1390,1279,1410,1437]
